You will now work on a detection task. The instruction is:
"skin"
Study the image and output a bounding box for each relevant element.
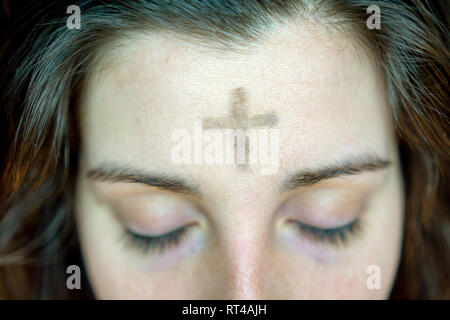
[75,19,405,299]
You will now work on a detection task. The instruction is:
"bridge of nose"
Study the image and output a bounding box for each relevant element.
[222,233,268,299]
[198,173,281,299]
[215,193,274,299]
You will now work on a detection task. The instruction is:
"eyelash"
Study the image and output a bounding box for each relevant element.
[121,225,192,255]
[121,218,361,255]
[291,219,362,246]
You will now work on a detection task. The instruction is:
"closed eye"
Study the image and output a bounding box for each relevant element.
[289,219,362,246]
[121,223,196,254]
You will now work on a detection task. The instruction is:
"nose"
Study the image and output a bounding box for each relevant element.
[223,235,267,299]
[210,185,273,299]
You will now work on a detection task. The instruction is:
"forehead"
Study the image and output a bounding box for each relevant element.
[81,21,394,179]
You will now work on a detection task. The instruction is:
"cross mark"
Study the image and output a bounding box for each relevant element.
[202,87,278,170]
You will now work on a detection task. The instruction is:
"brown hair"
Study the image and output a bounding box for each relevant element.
[0,0,448,299]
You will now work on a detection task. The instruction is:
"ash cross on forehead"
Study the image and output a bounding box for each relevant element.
[202,87,278,170]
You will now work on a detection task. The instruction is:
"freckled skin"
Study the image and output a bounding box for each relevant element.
[75,20,404,299]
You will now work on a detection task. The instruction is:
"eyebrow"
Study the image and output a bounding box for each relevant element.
[280,156,391,192]
[87,165,201,196]
[87,156,391,197]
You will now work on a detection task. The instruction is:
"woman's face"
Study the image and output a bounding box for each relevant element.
[75,21,405,299]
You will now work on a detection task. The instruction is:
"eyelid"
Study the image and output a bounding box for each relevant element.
[110,196,202,235]
[289,218,362,246]
[121,222,197,255]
